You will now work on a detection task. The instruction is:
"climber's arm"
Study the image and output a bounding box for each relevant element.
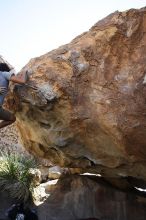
[10,71,29,84]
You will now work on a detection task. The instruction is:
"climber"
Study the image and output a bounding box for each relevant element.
[0,63,29,129]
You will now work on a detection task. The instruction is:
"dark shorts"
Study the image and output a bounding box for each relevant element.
[0,106,14,121]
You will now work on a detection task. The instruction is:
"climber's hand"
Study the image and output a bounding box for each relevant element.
[10,71,30,84]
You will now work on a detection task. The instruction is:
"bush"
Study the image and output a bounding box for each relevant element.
[0,150,37,202]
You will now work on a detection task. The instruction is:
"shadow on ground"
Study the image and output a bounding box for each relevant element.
[37,175,146,220]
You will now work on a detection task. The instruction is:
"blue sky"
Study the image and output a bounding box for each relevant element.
[0,0,146,71]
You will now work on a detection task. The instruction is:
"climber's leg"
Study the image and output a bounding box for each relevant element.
[0,107,16,129]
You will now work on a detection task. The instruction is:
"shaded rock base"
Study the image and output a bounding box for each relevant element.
[0,191,13,220]
[37,175,146,220]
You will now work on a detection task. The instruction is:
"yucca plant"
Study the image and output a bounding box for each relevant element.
[0,150,37,202]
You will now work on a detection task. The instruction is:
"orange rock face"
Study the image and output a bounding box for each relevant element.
[8,8,146,180]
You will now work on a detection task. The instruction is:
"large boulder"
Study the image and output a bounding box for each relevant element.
[7,8,146,181]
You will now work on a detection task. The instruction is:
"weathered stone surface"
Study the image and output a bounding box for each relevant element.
[37,175,146,220]
[7,8,146,182]
[47,166,82,180]
[0,123,25,154]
